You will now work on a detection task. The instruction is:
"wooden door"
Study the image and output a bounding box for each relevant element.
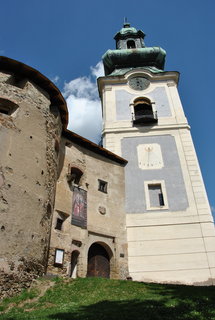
[87,243,110,278]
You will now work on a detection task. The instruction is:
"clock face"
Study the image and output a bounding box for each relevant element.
[137,143,164,170]
[129,77,150,91]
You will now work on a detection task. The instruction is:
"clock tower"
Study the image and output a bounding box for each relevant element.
[98,23,215,285]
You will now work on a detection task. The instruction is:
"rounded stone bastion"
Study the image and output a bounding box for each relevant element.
[0,56,68,299]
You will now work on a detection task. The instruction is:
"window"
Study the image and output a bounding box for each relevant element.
[127,40,136,49]
[55,218,63,231]
[54,249,64,267]
[144,181,168,210]
[98,179,108,193]
[148,184,164,207]
[0,98,18,115]
[6,75,27,89]
[132,97,157,125]
[67,166,83,186]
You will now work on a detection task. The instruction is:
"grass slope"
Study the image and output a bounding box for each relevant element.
[0,277,215,320]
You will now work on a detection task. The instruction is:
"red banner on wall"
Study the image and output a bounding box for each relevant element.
[72,187,87,228]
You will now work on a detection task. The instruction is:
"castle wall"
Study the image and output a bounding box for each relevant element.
[0,71,63,298]
[47,136,128,280]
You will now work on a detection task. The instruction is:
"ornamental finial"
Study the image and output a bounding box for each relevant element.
[123,17,130,28]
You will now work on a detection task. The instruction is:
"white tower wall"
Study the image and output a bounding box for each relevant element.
[98,68,215,285]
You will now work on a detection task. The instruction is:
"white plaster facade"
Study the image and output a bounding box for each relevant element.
[98,68,215,285]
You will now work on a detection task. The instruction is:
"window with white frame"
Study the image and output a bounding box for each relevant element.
[144,180,168,210]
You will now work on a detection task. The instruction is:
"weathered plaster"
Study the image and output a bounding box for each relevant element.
[47,137,128,280]
[0,71,63,298]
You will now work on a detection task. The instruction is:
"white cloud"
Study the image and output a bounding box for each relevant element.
[90,61,104,78]
[63,61,104,144]
[51,75,60,85]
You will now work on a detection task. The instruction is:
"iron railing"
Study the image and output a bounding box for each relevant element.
[132,111,158,125]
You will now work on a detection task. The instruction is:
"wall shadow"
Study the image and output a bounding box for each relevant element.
[47,283,215,320]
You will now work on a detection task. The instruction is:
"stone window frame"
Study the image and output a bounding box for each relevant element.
[144,180,169,211]
[55,217,64,231]
[0,97,19,116]
[67,165,84,187]
[98,179,108,193]
[54,210,69,232]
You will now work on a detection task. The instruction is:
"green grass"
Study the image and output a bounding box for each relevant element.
[0,277,215,320]
[0,288,39,312]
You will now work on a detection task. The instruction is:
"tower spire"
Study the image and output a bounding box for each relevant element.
[102,23,166,75]
[123,17,130,28]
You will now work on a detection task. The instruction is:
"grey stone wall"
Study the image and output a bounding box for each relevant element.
[0,71,63,299]
[47,138,128,281]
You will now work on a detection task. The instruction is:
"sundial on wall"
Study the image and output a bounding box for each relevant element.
[137,143,164,170]
[129,77,150,91]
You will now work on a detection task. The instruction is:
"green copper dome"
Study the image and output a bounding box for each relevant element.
[114,23,145,39]
[118,26,138,35]
[102,23,166,76]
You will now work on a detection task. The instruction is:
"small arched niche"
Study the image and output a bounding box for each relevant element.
[0,98,18,116]
[132,97,157,125]
[70,250,80,278]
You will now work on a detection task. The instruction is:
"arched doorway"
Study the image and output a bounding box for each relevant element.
[70,250,80,278]
[87,243,110,278]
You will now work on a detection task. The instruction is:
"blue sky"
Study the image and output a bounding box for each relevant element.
[0,0,214,215]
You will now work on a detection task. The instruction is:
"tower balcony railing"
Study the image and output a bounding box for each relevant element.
[132,111,158,125]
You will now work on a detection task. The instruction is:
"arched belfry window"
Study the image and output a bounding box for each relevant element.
[127,40,136,49]
[132,97,157,125]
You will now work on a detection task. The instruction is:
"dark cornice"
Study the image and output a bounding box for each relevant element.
[63,129,127,165]
[0,56,68,129]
